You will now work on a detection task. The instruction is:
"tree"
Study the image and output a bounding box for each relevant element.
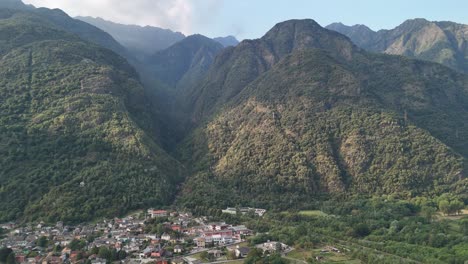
[438,200,450,215]
[37,236,48,248]
[98,247,111,260]
[90,246,99,255]
[461,219,468,236]
[421,206,437,222]
[449,200,464,215]
[6,252,15,264]
[117,250,127,260]
[0,248,13,263]
[353,223,370,237]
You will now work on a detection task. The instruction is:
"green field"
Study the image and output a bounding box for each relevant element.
[297,210,329,217]
[286,248,361,263]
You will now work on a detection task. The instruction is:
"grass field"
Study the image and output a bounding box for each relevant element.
[222,260,244,264]
[297,210,329,217]
[286,248,361,264]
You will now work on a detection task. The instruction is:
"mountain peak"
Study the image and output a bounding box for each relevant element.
[395,18,432,32]
[0,0,32,10]
[214,35,239,47]
[261,19,357,60]
[263,19,322,39]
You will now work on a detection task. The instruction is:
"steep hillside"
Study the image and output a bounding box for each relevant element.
[0,9,183,223]
[177,20,468,209]
[145,34,224,89]
[76,16,185,59]
[0,0,128,58]
[187,19,358,122]
[326,19,468,73]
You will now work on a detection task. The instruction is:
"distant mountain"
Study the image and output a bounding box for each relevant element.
[326,22,377,49]
[327,19,468,73]
[0,6,183,223]
[76,16,185,59]
[214,36,239,47]
[176,19,467,209]
[146,34,224,89]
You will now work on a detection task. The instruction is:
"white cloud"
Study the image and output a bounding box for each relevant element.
[22,0,222,35]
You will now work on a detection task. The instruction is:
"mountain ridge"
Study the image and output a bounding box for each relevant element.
[326,19,468,73]
[176,19,467,209]
[76,16,185,59]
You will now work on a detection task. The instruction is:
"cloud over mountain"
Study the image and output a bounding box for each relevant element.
[23,0,221,34]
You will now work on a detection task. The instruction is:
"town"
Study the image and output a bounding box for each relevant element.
[0,207,293,264]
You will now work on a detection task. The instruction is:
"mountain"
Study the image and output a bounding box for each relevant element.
[0,7,183,223]
[0,0,128,58]
[214,36,239,47]
[137,34,225,149]
[145,34,224,89]
[76,16,185,59]
[176,19,467,209]
[326,22,378,49]
[326,19,468,73]
[187,19,357,121]
[0,0,33,10]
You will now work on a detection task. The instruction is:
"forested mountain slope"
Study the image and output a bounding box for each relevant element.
[177,20,468,209]
[0,8,183,223]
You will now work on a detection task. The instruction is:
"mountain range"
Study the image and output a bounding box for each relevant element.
[0,0,466,223]
[176,19,468,208]
[327,19,468,73]
[75,16,185,59]
[75,16,239,59]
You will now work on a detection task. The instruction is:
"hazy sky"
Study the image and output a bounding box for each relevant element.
[23,0,468,40]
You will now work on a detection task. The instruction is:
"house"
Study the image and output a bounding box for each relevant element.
[208,250,222,258]
[90,258,106,264]
[161,233,171,241]
[151,252,161,258]
[171,225,182,232]
[257,241,288,253]
[231,225,252,236]
[195,237,205,248]
[235,247,251,258]
[61,247,72,255]
[206,223,229,231]
[174,245,183,253]
[222,207,267,217]
[70,251,80,261]
[41,256,62,264]
[15,255,26,263]
[147,209,168,218]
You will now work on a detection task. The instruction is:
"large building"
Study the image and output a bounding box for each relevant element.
[148,209,168,218]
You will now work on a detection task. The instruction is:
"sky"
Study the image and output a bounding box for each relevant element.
[22,0,468,40]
